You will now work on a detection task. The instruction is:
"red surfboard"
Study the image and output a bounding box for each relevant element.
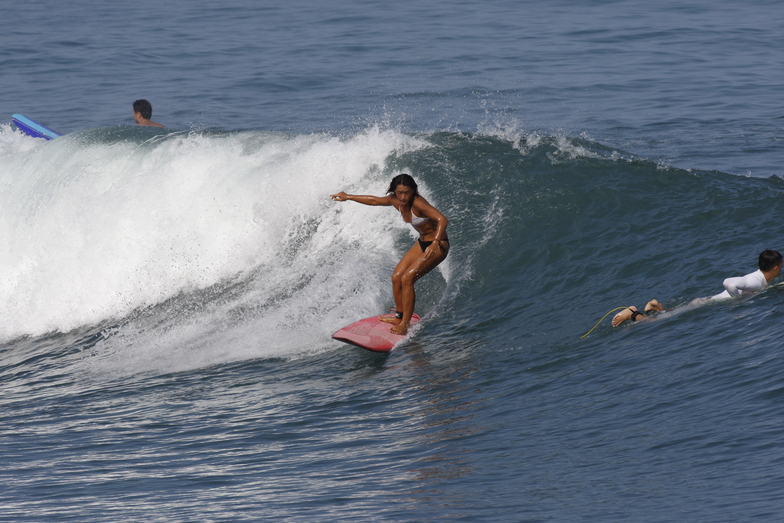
[332,313,421,353]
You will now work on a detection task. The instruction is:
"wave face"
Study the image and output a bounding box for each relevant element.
[4,124,783,359]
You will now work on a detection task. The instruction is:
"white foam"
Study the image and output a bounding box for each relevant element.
[0,123,47,157]
[0,126,432,358]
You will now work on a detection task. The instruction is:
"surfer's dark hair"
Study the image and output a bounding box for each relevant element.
[758,249,782,272]
[387,173,419,198]
[133,99,153,119]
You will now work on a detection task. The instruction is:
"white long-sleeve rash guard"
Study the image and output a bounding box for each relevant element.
[711,269,767,300]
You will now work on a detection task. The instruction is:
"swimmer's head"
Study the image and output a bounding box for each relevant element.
[758,249,782,272]
[133,99,153,119]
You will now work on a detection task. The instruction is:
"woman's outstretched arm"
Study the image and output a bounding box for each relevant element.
[330,192,393,206]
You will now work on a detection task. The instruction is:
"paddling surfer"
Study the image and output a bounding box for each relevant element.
[331,174,449,335]
[612,249,783,327]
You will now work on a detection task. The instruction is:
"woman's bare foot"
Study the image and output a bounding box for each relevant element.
[612,306,638,327]
[379,315,402,325]
[390,321,409,335]
[644,299,664,312]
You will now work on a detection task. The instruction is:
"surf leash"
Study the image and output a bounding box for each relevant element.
[580,307,630,339]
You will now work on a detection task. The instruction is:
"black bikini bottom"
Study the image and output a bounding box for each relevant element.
[418,237,449,253]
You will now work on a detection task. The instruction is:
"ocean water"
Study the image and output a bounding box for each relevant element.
[1,1,783,521]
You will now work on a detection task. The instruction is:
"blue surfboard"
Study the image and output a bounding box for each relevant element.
[12,114,62,140]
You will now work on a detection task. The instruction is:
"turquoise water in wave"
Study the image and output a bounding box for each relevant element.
[2,1,784,521]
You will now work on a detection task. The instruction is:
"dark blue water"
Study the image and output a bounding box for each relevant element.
[2,1,784,521]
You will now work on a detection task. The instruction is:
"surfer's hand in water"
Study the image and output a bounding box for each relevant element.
[330,192,349,201]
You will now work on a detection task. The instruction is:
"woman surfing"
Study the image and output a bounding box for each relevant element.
[331,174,449,335]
